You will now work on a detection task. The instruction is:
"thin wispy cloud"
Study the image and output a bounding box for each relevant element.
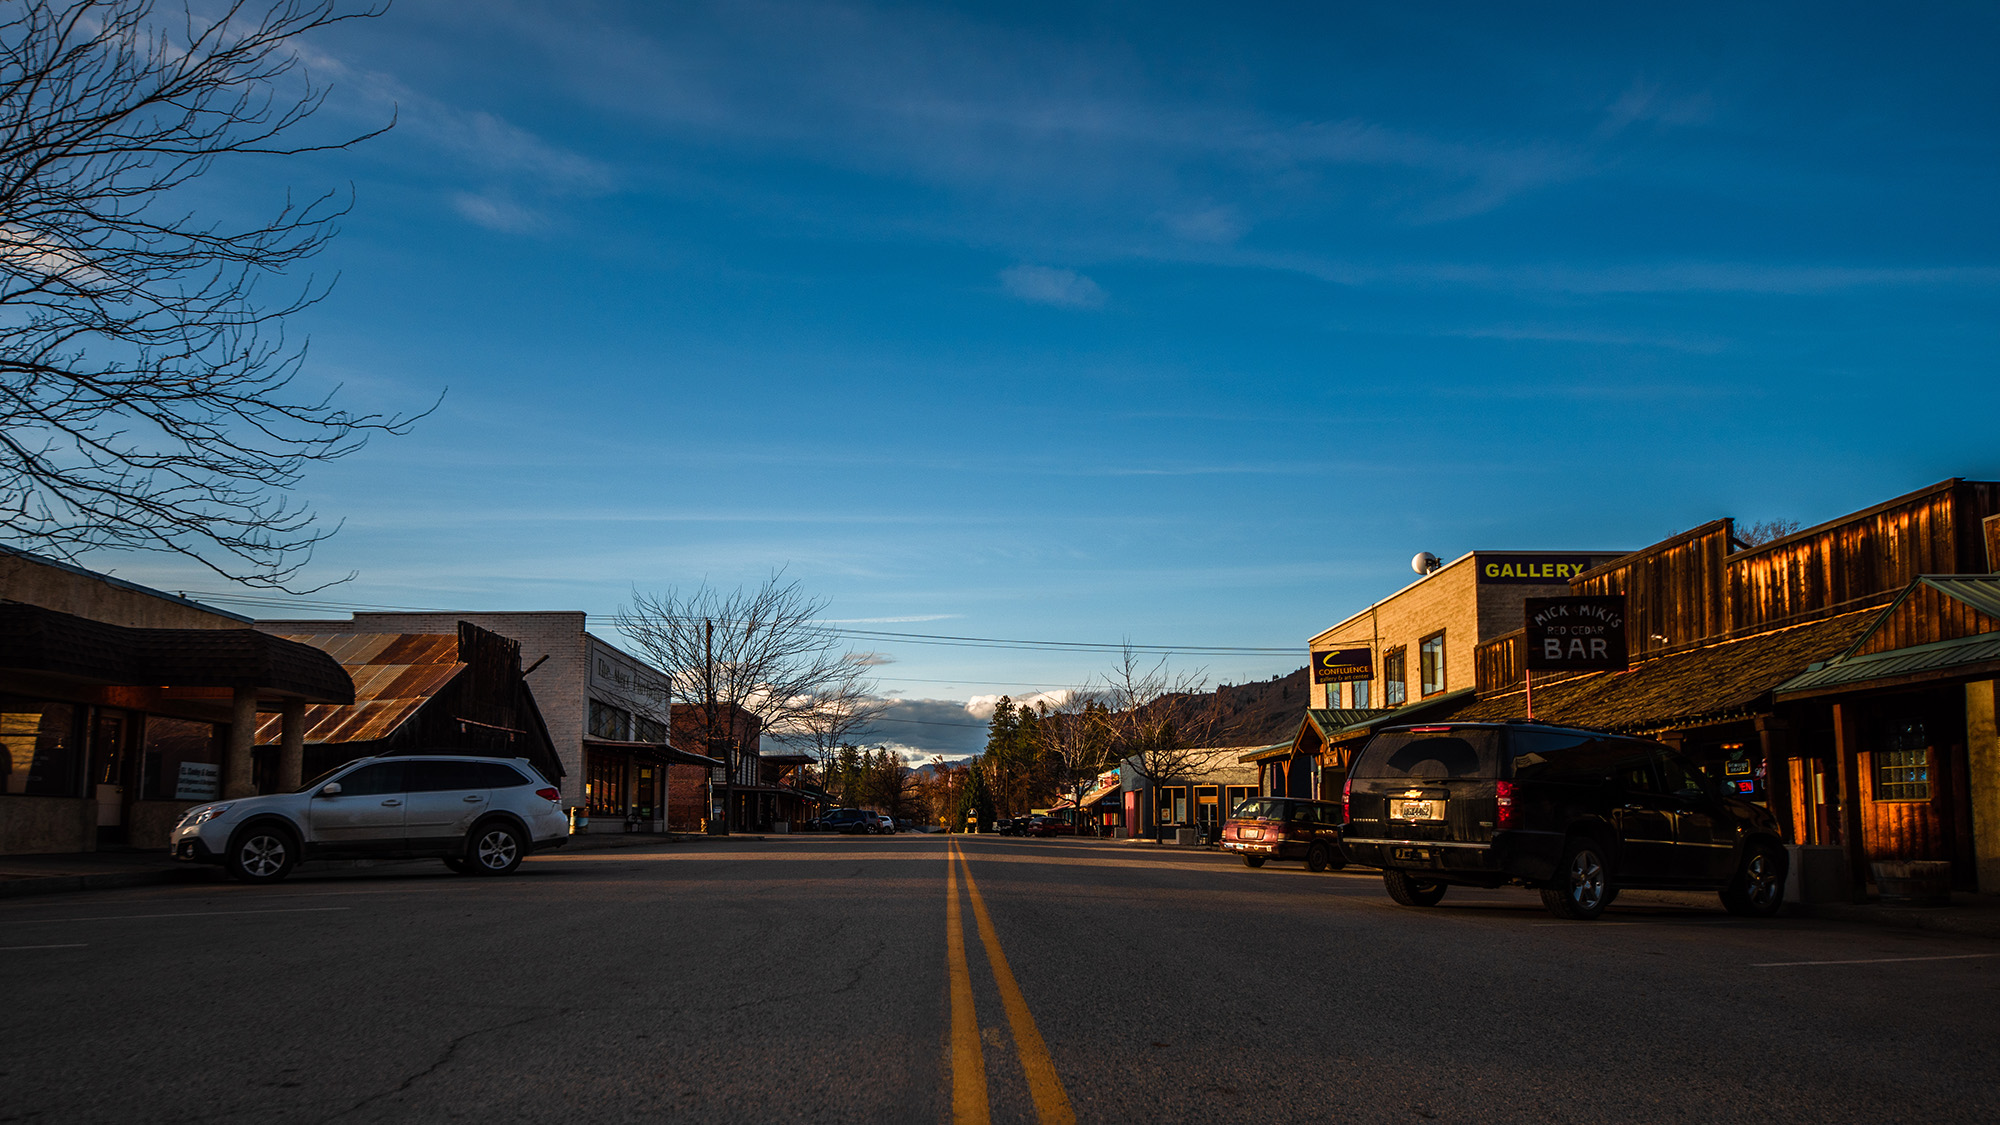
[1001,265,1105,308]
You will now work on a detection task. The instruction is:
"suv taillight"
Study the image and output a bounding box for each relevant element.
[1342,777,1352,824]
[1495,780,1516,829]
[536,787,561,802]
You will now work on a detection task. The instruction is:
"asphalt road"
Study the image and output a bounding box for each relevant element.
[3,834,1998,1124]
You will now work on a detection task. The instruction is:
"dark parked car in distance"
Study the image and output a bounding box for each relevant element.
[815,808,880,834]
[1340,721,1788,920]
[1220,797,1346,871]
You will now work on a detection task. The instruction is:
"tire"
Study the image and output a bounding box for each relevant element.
[1306,843,1333,873]
[466,822,525,875]
[442,857,470,874]
[1383,869,1447,907]
[1541,836,1613,920]
[1242,855,1267,868]
[1720,842,1788,918]
[226,824,297,884]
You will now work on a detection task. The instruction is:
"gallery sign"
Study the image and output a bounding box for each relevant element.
[1523,596,1629,672]
[1478,556,1598,585]
[1311,648,1374,683]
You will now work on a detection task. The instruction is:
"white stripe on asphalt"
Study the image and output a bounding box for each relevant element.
[0,944,87,950]
[1752,953,1998,968]
[3,907,350,925]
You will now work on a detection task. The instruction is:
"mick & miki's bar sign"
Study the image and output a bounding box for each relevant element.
[1311,648,1374,683]
[1523,595,1629,672]
[1478,556,1597,584]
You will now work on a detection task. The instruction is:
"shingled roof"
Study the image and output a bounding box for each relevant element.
[254,633,465,746]
[1443,609,1878,735]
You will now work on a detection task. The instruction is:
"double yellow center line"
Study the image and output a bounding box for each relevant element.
[946,837,1075,1125]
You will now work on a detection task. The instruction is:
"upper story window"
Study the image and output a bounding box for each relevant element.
[633,714,667,744]
[1351,679,1371,709]
[1383,648,1407,706]
[588,699,631,740]
[1420,632,1446,696]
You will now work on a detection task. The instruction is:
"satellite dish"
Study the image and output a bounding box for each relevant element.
[1412,551,1441,576]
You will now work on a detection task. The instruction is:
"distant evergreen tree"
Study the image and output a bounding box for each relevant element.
[955,761,996,833]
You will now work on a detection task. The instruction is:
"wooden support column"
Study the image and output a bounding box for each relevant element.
[1756,715,1795,841]
[278,698,306,793]
[1965,680,2000,893]
[223,687,258,799]
[1832,701,1871,903]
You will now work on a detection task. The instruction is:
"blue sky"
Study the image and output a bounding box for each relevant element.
[94,0,2000,758]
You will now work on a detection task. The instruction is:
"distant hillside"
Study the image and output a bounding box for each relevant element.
[1209,666,1310,746]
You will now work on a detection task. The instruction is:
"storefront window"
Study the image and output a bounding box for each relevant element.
[585,751,626,817]
[634,714,666,744]
[141,716,223,801]
[1,698,81,796]
[588,699,631,740]
[1420,632,1445,696]
[1384,649,1407,706]
[1876,721,1931,801]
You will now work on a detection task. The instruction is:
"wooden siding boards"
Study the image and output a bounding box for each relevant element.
[1563,480,2000,663]
[1852,580,2000,658]
[1571,520,1732,661]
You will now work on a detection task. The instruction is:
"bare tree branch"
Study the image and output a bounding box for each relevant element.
[0,0,429,590]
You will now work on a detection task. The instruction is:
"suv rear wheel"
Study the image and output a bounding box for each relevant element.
[226,825,297,884]
[1383,869,1447,907]
[1306,842,1333,873]
[1720,842,1787,917]
[1541,836,1612,920]
[467,823,525,875]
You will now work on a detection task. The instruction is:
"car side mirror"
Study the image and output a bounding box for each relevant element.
[319,782,342,797]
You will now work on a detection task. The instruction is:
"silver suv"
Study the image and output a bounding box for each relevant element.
[169,755,570,884]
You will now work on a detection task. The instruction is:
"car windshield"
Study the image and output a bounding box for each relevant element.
[1231,798,1290,820]
[296,764,352,793]
[1353,729,1501,780]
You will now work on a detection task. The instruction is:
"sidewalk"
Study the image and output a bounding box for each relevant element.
[0,830,764,900]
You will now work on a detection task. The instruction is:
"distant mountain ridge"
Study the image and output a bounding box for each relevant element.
[1208,666,1311,746]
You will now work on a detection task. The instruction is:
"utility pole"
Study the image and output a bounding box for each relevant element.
[707,617,730,835]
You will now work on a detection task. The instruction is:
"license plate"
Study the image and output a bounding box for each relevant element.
[1393,847,1432,862]
[1390,798,1443,821]
[1242,827,1263,840]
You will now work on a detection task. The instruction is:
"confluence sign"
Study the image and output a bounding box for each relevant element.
[1311,648,1374,683]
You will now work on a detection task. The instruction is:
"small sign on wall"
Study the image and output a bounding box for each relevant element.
[175,762,220,800]
[1523,596,1629,672]
[1311,648,1374,683]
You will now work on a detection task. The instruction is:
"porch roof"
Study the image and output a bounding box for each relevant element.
[1,602,352,703]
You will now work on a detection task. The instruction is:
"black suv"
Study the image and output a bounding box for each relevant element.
[1341,722,1788,920]
[816,808,878,834]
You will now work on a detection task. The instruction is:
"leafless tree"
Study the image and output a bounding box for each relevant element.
[1030,691,1115,821]
[1736,518,1803,548]
[1098,646,1226,828]
[0,0,430,589]
[789,663,884,797]
[613,573,870,833]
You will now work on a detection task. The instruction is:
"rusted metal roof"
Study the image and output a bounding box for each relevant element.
[254,633,465,746]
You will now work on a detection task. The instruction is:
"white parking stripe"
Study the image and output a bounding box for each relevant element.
[1752,953,1998,968]
[2,907,349,925]
[0,944,87,951]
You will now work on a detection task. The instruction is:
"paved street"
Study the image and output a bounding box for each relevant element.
[4,835,1998,1124]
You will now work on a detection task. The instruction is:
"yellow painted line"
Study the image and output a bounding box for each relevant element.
[946,839,990,1125]
[958,842,1077,1125]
